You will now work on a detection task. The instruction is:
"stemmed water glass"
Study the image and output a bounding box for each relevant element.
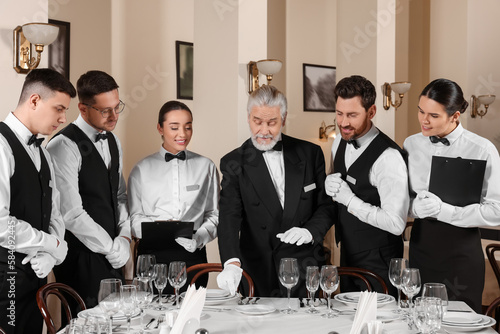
[388,257,409,313]
[97,278,122,334]
[278,258,300,314]
[153,263,169,311]
[168,261,187,309]
[401,268,421,310]
[422,283,448,315]
[133,277,153,329]
[320,265,339,318]
[305,266,320,314]
[120,285,137,334]
[136,254,156,300]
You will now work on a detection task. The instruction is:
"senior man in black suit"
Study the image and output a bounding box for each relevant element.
[217,85,335,298]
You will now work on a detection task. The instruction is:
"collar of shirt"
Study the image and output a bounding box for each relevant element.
[4,112,37,146]
[75,114,110,142]
[438,123,463,146]
[343,123,379,168]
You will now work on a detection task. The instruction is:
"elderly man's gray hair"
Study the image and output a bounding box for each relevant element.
[247,85,287,119]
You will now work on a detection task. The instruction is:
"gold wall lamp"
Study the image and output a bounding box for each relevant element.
[248,59,282,94]
[382,81,411,110]
[319,119,336,141]
[13,22,59,74]
[470,94,495,118]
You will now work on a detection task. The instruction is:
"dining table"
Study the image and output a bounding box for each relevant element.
[65,293,499,334]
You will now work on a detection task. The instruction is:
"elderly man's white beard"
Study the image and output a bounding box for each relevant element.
[251,132,281,151]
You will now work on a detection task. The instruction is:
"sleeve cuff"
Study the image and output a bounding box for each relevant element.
[346,196,363,215]
[224,258,241,268]
[436,202,454,223]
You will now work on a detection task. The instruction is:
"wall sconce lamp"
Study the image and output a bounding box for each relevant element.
[470,94,496,118]
[383,81,411,110]
[248,59,282,94]
[13,22,59,74]
[319,120,336,141]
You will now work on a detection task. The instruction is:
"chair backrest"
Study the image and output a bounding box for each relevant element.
[486,243,500,290]
[36,282,87,334]
[338,267,389,294]
[186,263,255,297]
[485,295,500,332]
[0,326,6,334]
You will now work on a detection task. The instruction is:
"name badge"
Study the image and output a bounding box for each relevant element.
[346,175,356,185]
[303,183,316,193]
[186,184,200,192]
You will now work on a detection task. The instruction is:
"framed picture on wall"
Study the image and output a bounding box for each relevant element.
[48,19,70,80]
[176,41,194,100]
[303,63,336,112]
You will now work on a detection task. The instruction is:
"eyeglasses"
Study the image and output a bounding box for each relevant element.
[83,100,125,118]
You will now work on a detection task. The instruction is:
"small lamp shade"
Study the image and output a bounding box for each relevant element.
[257,59,282,75]
[22,23,59,45]
[478,95,495,106]
[390,82,411,94]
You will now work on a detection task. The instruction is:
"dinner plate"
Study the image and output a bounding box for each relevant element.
[334,292,395,306]
[441,315,496,332]
[205,294,239,306]
[77,307,141,321]
[234,305,276,315]
[443,312,483,325]
[206,289,231,300]
[376,310,401,323]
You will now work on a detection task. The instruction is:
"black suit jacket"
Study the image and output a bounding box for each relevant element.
[218,134,336,297]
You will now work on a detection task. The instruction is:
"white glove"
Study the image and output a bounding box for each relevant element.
[175,228,212,253]
[30,252,57,278]
[412,190,442,218]
[325,173,355,206]
[276,227,313,246]
[23,236,68,265]
[216,263,243,296]
[105,237,130,269]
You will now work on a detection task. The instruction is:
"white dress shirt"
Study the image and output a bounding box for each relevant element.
[262,146,285,208]
[0,112,65,254]
[46,115,130,254]
[404,123,500,227]
[330,124,409,236]
[128,147,220,240]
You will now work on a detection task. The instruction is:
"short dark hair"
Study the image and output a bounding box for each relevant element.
[334,75,376,111]
[77,70,119,104]
[18,68,76,105]
[158,100,192,126]
[420,78,469,116]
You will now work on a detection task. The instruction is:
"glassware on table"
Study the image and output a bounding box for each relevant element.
[66,318,83,334]
[133,277,153,329]
[97,278,122,334]
[413,297,443,334]
[83,315,108,334]
[153,263,169,311]
[305,266,320,314]
[388,257,409,313]
[278,258,300,314]
[422,282,448,314]
[320,265,340,318]
[136,254,156,279]
[120,285,138,334]
[401,268,421,310]
[168,261,187,309]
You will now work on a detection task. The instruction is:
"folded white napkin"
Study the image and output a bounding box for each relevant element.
[166,284,206,334]
[349,291,377,334]
[365,320,384,334]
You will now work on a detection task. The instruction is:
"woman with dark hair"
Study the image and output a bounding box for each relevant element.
[404,78,500,312]
[128,101,219,291]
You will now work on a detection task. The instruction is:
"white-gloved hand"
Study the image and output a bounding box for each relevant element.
[30,252,57,278]
[216,263,243,296]
[105,237,130,269]
[42,236,68,265]
[412,190,442,218]
[276,227,313,246]
[325,173,355,206]
[175,228,212,253]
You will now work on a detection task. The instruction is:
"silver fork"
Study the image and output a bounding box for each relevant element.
[238,297,247,305]
[251,297,260,304]
[154,315,165,329]
[245,297,253,304]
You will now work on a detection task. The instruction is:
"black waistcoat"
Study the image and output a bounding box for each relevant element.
[0,122,51,268]
[333,131,405,255]
[54,124,119,251]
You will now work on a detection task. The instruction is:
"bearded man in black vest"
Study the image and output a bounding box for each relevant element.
[325,75,409,297]
[47,71,130,310]
[0,69,75,334]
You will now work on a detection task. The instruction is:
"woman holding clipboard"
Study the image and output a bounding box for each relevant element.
[404,78,500,312]
[128,101,219,292]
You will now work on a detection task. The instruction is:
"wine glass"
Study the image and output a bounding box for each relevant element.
[120,285,137,333]
[133,277,153,329]
[168,261,187,309]
[97,278,122,334]
[422,282,448,315]
[153,263,169,311]
[278,258,300,314]
[388,257,409,313]
[401,268,421,310]
[305,266,320,314]
[136,254,156,279]
[320,265,339,318]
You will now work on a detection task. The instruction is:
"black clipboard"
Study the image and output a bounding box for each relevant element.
[428,156,486,207]
[141,221,193,250]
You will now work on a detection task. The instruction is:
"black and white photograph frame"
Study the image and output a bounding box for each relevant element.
[303,63,336,112]
[48,19,70,80]
[176,41,194,100]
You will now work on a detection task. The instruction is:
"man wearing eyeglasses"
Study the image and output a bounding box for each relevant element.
[47,70,131,310]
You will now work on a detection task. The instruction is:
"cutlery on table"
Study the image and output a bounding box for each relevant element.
[238,297,247,305]
[144,317,155,329]
[251,297,260,304]
[154,315,165,329]
[245,297,253,304]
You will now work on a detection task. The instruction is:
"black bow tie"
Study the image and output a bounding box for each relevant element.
[347,139,360,149]
[429,136,450,146]
[28,135,44,147]
[272,141,283,151]
[95,132,109,142]
[165,151,186,162]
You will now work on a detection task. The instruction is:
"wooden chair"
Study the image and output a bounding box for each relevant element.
[36,282,87,334]
[485,243,500,289]
[485,295,500,332]
[338,267,389,294]
[0,326,6,334]
[186,263,255,297]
